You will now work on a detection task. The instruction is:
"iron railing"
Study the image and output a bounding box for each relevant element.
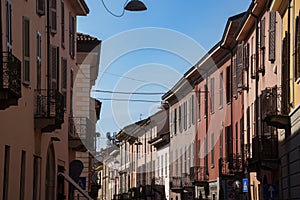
[182,173,193,187]
[34,89,64,122]
[0,52,21,97]
[190,166,208,183]
[170,176,181,189]
[219,154,243,176]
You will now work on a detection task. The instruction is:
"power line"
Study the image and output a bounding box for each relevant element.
[100,71,147,83]
[92,89,165,95]
[97,98,161,103]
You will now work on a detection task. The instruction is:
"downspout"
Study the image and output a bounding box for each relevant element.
[0,0,3,88]
[47,0,51,115]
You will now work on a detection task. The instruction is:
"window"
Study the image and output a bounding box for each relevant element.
[50,0,57,33]
[33,156,41,200]
[219,72,223,108]
[211,133,214,167]
[235,122,238,154]
[260,18,265,49]
[226,66,231,103]
[232,55,237,98]
[184,101,187,130]
[23,17,30,84]
[191,95,195,124]
[174,109,177,134]
[37,32,42,89]
[20,151,26,200]
[3,145,10,200]
[61,0,65,47]
[36,0,45,15]
[6,0,12,52]
[269,11,276,62]
[69,12,75,58]
[61,58,67,108]
[243,43,250,71]
[225,125,233,159]
[236,44,244,91]
[184,147,187,173]
[50,46,59,90]
[188,145,191,171]
[179,105,182,133]
[165,153,167,177]
[198,89,201,120]
[210,78,215,113]
[296,13,300,82]
[70,68,74,114]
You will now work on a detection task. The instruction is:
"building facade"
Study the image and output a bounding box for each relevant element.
[0,0,92,199]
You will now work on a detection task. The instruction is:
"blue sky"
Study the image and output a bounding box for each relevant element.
[77,0,251,148]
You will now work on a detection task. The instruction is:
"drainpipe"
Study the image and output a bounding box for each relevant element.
[0,0,3,88]
[47,0,51,114]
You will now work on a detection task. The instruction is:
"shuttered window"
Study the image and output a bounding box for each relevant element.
[243,43,250,71]
[260,18,265,49]
[23,17,30,84]
[281,32,289,115]
[61,0,65,47]
[198,88,201,120]
[37,32,42,89]
[36,0,45,15]
[236,44,243,92]
[50,0,57,33]
[6,0,12,52]
[174,108,177,135]
[179,105,182,133]
[219,72,223,108]
[210,77,215,113]
[296,13,300,82]
[226,66,231,103]
[61,58,67,108]
[191,95,195,124]
[269,11,276,62]
[233,55,237,98]
[69,13,75,58]
[50,46,59,90]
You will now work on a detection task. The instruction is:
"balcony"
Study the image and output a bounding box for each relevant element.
[219,154,243,177]
[69,117,95,152]
[34,89,64,132]
[182,173,193,188]
[250,135,278,171]
[170,176,182,192]
[190,166,208,186]
[0,52,21,109]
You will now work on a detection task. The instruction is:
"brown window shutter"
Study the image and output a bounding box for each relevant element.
[296,14,300,81]
[36,0,45,15]
[281,32,289,115]
[236,44,243,91]
[23,17,30,84]
[260,18,265,49]
[269,11,276,62]
[50,46,58,90]
[50,0,57,33]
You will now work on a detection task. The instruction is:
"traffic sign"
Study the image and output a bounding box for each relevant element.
[242,178,248,193]
[264,184,278,200]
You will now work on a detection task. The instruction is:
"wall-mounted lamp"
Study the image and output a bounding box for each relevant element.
[101,0,147,17]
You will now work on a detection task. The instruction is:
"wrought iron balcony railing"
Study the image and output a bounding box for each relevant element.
[182,173,193,188]
[0,52,21,97]
[170,176,182,189]
[219,154,243,177]
[34,89,64,132]
[190,166,208,183]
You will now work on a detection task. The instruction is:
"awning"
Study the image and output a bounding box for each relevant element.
[58,172,93,200]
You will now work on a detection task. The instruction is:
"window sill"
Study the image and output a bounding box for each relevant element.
[219,105,223,110]
[211,164,215,169]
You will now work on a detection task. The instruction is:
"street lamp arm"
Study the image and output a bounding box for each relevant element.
[100,0,147,17]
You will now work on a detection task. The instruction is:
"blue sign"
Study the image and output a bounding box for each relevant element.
[242,178,249,193]
[264,184,278,200]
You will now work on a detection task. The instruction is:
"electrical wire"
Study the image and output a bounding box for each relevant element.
[92,90,165,95]
[101,71,147,83]
[97,98,161,103]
